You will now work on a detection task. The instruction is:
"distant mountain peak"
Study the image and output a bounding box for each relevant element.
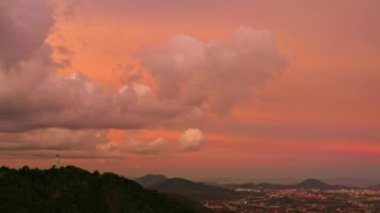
[298,178,330,189]
[135,174,169,187]
[369,184,380,190]
[141,174,168,179]
[168,178,195,184]
[150,177,238,202]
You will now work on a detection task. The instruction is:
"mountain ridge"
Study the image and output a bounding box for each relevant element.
[135,174,169,187]
[223,178,359,190]
[149,177,239,202]
[0,166,211,213]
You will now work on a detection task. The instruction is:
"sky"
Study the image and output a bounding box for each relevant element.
[0,0,379,184]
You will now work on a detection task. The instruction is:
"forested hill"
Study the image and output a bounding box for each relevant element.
[0,166,211,213]
[150,178,239,202]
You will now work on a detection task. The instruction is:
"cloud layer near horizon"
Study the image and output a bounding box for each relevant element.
[0,128,206,158]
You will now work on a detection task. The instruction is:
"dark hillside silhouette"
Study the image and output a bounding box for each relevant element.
[0,166,211,213]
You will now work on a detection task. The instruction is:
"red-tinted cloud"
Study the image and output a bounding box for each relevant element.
[0,0,284,132]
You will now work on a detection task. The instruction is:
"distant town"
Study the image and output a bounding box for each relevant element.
[136,175,380,213]
[204,187,380,212]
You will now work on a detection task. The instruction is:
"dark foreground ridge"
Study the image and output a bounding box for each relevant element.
[0,166,211,213]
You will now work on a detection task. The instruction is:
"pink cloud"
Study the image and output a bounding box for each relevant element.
[0,1,285,132]
[140,26,285,114]
[179,128,204,152]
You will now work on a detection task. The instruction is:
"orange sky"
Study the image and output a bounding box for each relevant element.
[1,0,379,184]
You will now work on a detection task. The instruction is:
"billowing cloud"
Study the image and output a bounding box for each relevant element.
[98,128,206,156]
[0,0,275,170]
[0,0,184,132]
[179,128,204,152]
[140,27,285,114]
[0,0,54,69]
[0,1,284,132]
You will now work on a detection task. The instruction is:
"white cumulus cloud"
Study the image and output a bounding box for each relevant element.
[179,128,205,152]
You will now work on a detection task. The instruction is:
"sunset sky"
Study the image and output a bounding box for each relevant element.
[0,0,379,184]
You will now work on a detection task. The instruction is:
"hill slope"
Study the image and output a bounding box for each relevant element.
[135,174,169,187]
[150,178,238,202]
[226,179,352,190]
[369,184,380,190]
[297,178,331,189]
[0,166,211,213]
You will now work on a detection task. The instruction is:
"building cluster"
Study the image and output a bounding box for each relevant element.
[204,188,380,213]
